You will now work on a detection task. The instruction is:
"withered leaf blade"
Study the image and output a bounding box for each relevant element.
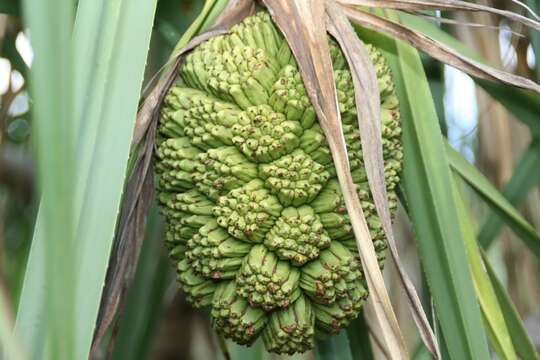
[262,0,407,358]
[338,0,540,32]
[91,1,256,356]
[203,0,257,36]
[326,2,440,359]
[342,5,540,94]
[405,11,526,38]
[90,119,157,359]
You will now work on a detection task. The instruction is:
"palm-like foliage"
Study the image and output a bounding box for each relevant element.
[0,0,539,359]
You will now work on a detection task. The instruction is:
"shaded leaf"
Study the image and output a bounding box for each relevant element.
[446,143,540,257]
[111,204,170,360]
[16,0,76,358]
[452,177,516,360]
[0,0,20,16]
[359,12,490,358]
[316,331,354,360]
[16,1,159,359]
[478,139,540,248]
[346,311,375,360]
[481,250,540,360]
[327,3,439,358]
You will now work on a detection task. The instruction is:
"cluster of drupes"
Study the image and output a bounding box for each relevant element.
[155,11,402,355]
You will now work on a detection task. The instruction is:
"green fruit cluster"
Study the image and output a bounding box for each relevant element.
[156,11,402,354]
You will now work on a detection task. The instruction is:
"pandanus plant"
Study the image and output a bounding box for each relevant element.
[141,2,540,357]
[15,0,540,359]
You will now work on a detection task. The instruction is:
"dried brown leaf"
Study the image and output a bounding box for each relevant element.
[338,0,540,31]
[90,119,157,359]
[407,11,526,38]
[326,2,440,358]
[364,297,393,359]
[262,0,407,358]
[203,0,257,35]
[342,5,540,94]
[91,1,256,356]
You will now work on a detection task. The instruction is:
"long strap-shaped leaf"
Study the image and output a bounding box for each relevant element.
[452,177,517,360]
[395,13,540,136]
[16,0,76,358]
[447,143,540,257]
[388,15,540,249]
[0,284,25,360]
[91,0,256,354]
[16,0,159,359]
[262,1,407,358]
[363,11,490,358]
[325,2,440,358]
[480,250,540,360]
[346,311,375,360]
[316,331,354,360]
[338,0,540,31]
[341,5,540,94]
[478,139,540,247]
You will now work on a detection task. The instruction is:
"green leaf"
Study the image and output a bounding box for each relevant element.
[446,143,540,256]
[478,139,540,247]
[72,1,158,357]
[226,339,264,360]
[16,0,159,359]
[395,44,489,360]
[316,332,354,360]
[399,12,540,136]
[395,11,540,247]
[346,311,374,360]
[16,0,76,359]
[428,76,448,137]
[111,205,170,360]
[357,10,490,359]
[0,289,25,360]
[480,250,540,360]
[0,0,20,15]
[452,177,516,360]
[170,0,226,57]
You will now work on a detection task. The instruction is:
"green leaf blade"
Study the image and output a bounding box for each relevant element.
[316,331,354,360]
[481,251,540,360]
[16,0,159,359]
[17,0,76,359]
[357,11,490,359]
[478,139,540,247]
[447,144,540,256]
[452,177,517,360]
